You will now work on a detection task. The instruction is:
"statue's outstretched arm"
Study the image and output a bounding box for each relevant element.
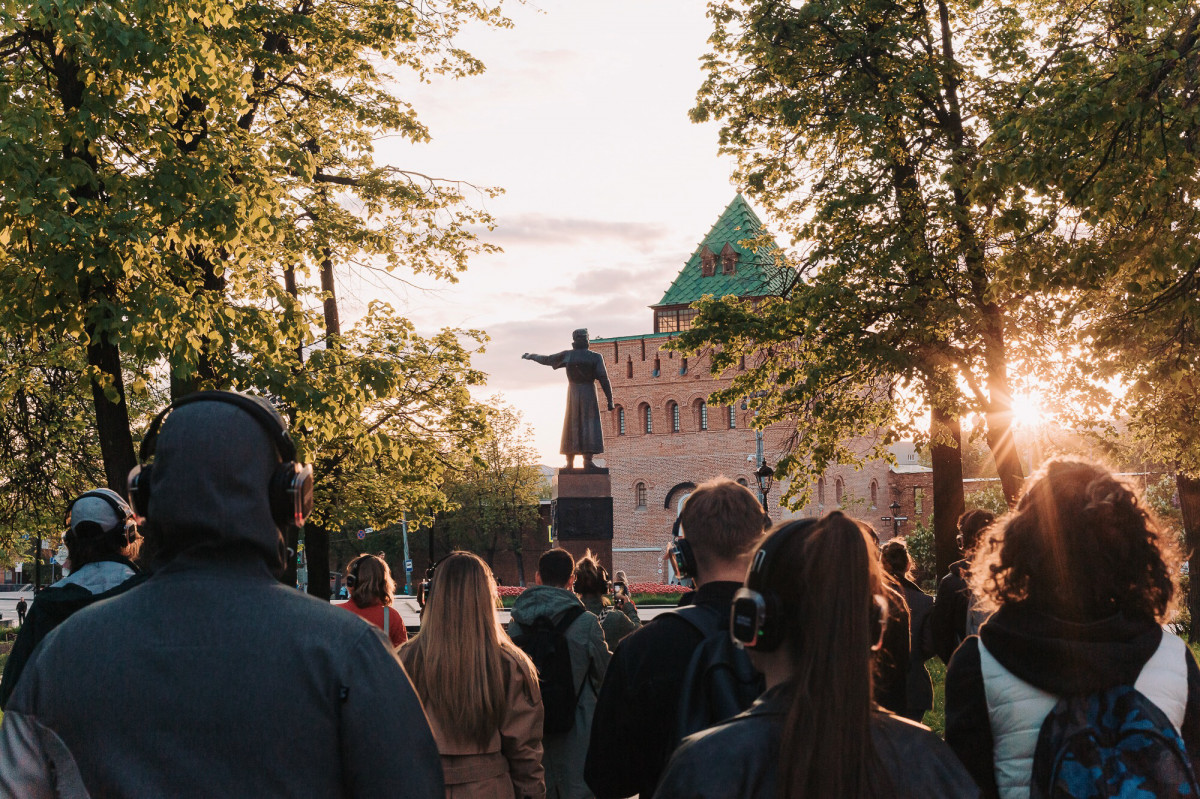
[522,352,552,366]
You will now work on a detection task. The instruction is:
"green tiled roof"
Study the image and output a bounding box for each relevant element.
[656,194,791,307]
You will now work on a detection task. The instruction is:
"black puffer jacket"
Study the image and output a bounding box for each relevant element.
[652,685,981,798]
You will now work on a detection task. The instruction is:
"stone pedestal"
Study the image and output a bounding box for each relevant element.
[551,468,614,574]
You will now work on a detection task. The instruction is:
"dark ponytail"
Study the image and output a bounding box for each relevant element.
[772,512,892,798]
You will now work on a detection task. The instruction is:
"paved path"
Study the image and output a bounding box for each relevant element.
[338,595,678,630]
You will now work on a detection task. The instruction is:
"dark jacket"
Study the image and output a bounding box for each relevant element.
[0,398,444,798]
[585,581,742,799]
[899,575,935,716]
[508,585,610,799]
[0,558,144,709]
[945,604,1200,798]
[874,580,911,715]
[931,558,970,663]
[652,684,982,799]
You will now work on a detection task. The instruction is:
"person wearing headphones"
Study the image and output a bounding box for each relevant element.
[653,513,979,799]
[0,391,443,797]
[0,488,145,709]
[341,553,407,648]
[585,477,768,799]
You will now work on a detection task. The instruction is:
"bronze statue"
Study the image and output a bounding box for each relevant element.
[523,329,614,470]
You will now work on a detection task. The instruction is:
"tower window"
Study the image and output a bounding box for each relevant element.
[699,401,708,431]
[720,242,739,275]
[617,406,626,436]
[700,247,717,277]
[636,482,647,509]
[626,358,633,379]
[728,406,736,429]
[870,480,878,509]
[680,357,688,376]
[670,402,680,433]
[644,405,653,434]
[652,357,661,378]
[818,478,826,507]
[835,477,844,506]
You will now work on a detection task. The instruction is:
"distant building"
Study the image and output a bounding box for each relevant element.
[590,196,932,582]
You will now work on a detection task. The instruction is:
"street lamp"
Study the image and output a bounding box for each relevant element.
[889,500,902,539]
[755,460,775,513]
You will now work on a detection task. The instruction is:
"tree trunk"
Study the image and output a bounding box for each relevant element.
[320,246,340,339]
[87,336,137,498]
[930,397,966,579]
[515,549,526,588]
[305,522,331,601]
[1178,473,1200,642]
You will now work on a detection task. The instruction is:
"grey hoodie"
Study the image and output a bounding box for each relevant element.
[509,585,611,799]
[0,396,443,798]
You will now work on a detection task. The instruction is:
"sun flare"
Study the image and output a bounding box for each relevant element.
[1010,392,1046,429]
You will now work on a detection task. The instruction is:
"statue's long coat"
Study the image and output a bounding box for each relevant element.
[528,348,613,456]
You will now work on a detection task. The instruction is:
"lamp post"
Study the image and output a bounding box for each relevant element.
[755,460,775,515]
[889,500,902,539]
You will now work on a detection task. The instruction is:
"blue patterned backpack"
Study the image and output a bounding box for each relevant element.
[1030,684,1200,798]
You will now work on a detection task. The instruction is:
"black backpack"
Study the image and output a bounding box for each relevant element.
[512,605,586,736]
[669,604,765,753]
[1031,683,1200,798]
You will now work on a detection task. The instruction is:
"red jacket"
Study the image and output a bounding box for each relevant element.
[342,599,407,648]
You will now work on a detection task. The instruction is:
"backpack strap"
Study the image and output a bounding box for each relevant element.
[554,604,586,634]
[669,603,724,637]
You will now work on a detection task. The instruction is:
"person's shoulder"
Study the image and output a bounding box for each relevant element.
[660,711,780,798]
[872,712,981,797]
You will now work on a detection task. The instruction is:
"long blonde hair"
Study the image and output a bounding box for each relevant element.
[400,552,537,747]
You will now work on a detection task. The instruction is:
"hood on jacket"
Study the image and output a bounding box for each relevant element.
[147,397,284,569]
[510,584,584,626]
[979,604,1162,695]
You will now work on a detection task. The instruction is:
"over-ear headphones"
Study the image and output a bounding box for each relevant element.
[345,561,362,588]
[668,535,698,581]
[730,519,890,652]
[128,391,314,531]
[730,519,815,652]
[65,489,138,545]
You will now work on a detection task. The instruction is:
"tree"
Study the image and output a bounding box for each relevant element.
[0,0,508,495]
[433,399,546,586]
[688,0,1200,577]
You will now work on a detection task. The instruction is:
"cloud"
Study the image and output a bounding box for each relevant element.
[479,214,669,247]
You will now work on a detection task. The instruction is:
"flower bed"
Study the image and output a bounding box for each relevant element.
[495,582,686,607]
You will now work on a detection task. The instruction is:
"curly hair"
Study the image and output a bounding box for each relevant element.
[969,457,1178,623]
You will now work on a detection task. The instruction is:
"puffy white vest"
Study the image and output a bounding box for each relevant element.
[979,631,1189,799]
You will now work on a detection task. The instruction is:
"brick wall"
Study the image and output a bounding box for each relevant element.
[591,335,897,582]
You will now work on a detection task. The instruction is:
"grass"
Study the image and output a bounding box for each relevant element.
[499,592,683,609]
[923,657,946,737]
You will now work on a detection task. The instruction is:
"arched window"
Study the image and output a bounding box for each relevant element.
[737,477,749,487]
[701,246,717,277]
[835,477,844,506]
[669,401,680,433]
[697,400,708,431]
[643,404,653,434]
[817,478,826,507]
[720,242,739,275]
[616,406,626,436]
[728,406,736,429]
[636,482,648,509]
[870,480,879,509]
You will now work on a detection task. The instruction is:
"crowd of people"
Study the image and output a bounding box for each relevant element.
[0,389,1195,799]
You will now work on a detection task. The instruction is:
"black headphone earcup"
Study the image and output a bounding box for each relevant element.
[671,537,698,580]
[268,463,314,530]
[128,465,152,520]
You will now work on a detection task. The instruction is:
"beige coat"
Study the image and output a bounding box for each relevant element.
[422,647,546,799]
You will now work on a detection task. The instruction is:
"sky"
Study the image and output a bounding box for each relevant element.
[335,0,747,465]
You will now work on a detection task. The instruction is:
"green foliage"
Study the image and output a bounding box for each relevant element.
[965,483,1010,520]
[904,523,937,588]
[0,0,513,531]
[432,399,546,573]
[1145,474,1185,545]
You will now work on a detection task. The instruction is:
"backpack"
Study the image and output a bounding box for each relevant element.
[511,605,586,736]
[1030,683,1200,799]
[669,604,765,753]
